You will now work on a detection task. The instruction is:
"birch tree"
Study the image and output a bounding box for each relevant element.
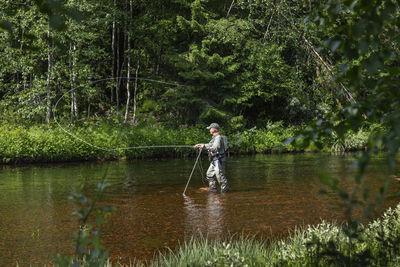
[46,28,53,124]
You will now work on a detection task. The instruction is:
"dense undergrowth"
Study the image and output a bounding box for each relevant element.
[0,121,381,164]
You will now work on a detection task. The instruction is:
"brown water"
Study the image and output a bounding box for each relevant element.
[0,153,398,266]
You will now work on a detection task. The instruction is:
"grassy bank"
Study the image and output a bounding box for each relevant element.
[0,121,378,164]
[60,203,400,266]
[142,203,400,266]
[143,203,400,266]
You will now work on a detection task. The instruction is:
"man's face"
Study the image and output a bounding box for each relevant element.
[210,128,217,134]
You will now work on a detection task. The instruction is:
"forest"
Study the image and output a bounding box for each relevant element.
[0,0,398,162]
[1,0,346,127]
[2,1,400,266]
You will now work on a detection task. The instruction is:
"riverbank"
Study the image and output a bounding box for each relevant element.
[0,121,376,164]
[60,202,400,266]
[145,203,400,266]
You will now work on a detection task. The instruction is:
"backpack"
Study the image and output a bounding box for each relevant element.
[221,135,228,152]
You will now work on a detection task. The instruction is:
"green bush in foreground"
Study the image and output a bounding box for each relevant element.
[70,203,400,266]
[148,204,400,267]
[78,203,400,266]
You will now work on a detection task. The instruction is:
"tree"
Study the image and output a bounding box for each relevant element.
[290,0,400,218]
[0,0,347,128]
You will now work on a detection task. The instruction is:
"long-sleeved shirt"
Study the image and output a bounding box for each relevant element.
[204,134,225,156]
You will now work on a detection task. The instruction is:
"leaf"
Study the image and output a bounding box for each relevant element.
[365,53,382,75]
[332,4,341,14]
[330,40,342,52]
[339,63,349,74]
[49,14,66,31]
[349,1,358,10]
[0,19,13,32]
[358,39,368,54]
[96,212,104,226]
[283,138,293,146]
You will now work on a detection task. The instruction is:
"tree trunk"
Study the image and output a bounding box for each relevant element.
[116,27,121,109]
[46,29,53,124]
[111,0,116,105]
[70,41,78,121]
[274,2,356,104]
[124,0,132,123]
[87,96,90,120]
[226,0,235,18]
[263,10,275,43]
[132,51,140,124]
[124,33,131,123]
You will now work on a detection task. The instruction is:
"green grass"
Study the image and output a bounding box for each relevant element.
[150,235,268,267]
[0,120,378,163]
[49,202,400,266]
[143,203,400,266]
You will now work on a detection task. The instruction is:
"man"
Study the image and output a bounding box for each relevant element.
[195,123,229,193]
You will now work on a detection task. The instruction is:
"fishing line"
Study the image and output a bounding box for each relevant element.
[54,77,207,195]
[53,77,193,152]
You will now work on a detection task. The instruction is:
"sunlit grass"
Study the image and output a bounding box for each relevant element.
[150,234,267,267]
[138,203,400,266]
[33,202,400,266]
[0,121,379,164]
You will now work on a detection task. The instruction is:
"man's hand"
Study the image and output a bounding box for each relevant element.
[194,144,205,149]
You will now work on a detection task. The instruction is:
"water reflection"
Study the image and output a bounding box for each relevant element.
[184,193,227,237]
[205,193,225,236]
[0,153,398,266]
[183,196,201,234]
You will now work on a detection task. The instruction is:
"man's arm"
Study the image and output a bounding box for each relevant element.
[204,135,221,153]
[194,137,214,150]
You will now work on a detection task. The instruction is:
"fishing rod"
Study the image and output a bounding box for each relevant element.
[53,77,204,195]
[183,147,202,196]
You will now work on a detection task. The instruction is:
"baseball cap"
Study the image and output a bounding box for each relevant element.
[206,123,220,130]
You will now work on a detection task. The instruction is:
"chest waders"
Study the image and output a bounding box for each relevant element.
[206,152,228,193]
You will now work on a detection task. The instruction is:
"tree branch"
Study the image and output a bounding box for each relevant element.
[274,2,356,104]
[263,10,275,43]
[226,0,235,18]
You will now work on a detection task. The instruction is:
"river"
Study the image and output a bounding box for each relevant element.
[0,153,398,266]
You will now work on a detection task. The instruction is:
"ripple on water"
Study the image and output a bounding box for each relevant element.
[0,153,398,266]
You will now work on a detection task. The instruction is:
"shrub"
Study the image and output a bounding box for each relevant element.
[147,203,400,267]
[0,121,376,164]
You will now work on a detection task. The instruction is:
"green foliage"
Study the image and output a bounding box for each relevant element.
[331,128,370,152]
[269,204,400,266]
[229,121,299,153]
[55,171,116,266]
[282,3,400,267]
[0,0,82,47]
[49,202,400,266]
[150,235,267,267]
[0,0,336,127]
[0,122,208,163]
[147,204,400,267]
[288,0,400,220]
[206,242,247,267]
[0,120,380,164]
